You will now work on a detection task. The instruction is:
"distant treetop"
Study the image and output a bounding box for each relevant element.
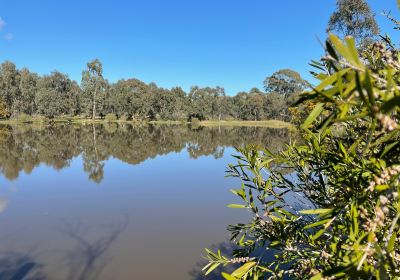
[263,69,308,97]
[327,0,380,46]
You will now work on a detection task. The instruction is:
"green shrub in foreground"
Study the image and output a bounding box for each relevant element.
[203,34,400,279]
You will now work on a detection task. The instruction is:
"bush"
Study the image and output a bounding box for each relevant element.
[204,34,400,279]
[191,117,200,125]
[14,113,31,123]
[31,115,48,123]
[104,113,117,123]
[119,114,128,122]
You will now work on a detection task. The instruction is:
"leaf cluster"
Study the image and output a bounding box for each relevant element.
[204,34,400,279]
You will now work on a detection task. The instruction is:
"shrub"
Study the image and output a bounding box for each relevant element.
[104,113,117,123]
[191,117,200,125]
[14,113,31,123]
[203,34,400,279]
[119,114,128,122]
[31,115,48,123]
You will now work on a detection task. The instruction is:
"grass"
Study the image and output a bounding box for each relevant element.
[198,120,294,128]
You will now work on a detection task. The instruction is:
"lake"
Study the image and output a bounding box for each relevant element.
[0,123,291,280]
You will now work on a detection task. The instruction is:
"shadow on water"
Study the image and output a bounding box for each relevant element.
[0,252,46,280]
[0,216,129,280]
[0,123,293,183]
[59,216,129,280]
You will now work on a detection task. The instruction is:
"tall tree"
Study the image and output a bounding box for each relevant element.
[327,0,379,46]
[81,59,104,120]
[0,61,20,115]
[16,68,38,115]
[35,71,79,117]
[263,69,307,97]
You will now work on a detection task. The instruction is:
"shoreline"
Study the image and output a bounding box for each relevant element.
[0,118,294,129]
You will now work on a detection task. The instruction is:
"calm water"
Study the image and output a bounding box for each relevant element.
[0,123,290,280]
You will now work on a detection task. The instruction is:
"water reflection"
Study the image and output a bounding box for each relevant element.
[0,123,292,183]
[0,123,292,279]
[60,216,129,280]
[0,217,128,280]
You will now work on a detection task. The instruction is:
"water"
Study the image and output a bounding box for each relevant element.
[0,123,291,280]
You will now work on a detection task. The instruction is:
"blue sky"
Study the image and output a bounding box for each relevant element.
[0,0,399,95]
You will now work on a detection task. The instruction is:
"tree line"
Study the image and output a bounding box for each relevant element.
[0,60,307,122]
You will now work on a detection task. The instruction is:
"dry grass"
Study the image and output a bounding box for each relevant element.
[199,120,294,129]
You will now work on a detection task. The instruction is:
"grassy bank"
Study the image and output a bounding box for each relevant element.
[198,120,294,128]
[0,117,294,128]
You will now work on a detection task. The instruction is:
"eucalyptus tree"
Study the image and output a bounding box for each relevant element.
[327,0,379,46]
[15,68,38,115]
[169,86,188,120]
[263,69,307,97]
[81,59,105,119]
[263,92,287,120]
[188,86,227,120]
[35,71,79,117]
[0,61,20,114]
[109,78,148,118]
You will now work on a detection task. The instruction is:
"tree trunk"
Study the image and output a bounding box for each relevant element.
[92,86,97,120]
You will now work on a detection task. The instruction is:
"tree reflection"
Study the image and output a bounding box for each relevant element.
[0,217,129,280]
[0,124,293,183]
[60,216,129,280]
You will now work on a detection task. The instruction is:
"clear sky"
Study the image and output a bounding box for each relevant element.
[0,0,399,95]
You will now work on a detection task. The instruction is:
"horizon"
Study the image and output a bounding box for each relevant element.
[0,0,399,95]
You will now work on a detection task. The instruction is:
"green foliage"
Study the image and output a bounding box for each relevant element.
[14,113,31,123]
[203,34,400,279]
[0,59,304,122]
[81,59,105,120]
[35,71,79,117]
[191,117,200,125]
[104,113,117,122]
[31,115,47,123]
[0,99,9,119]
[119,114,129,121]
[264,69,308,97]
[327,0,379,47]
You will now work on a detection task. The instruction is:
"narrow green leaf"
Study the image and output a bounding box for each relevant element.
[231,262,256,278]
[344,36,361,67]
[310,273,323,280]
[221,272,238,280]
[227,204,247,209]
[304,218,332,229]
[388,232,397,253]
[329,33,360,67]
[205,262,220,275]
[302,103,324,128]
[300,208,333,215]
[314,69,350,92]
[381,96,400,113]
[311,228,326,241]
[381,141,399,158]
